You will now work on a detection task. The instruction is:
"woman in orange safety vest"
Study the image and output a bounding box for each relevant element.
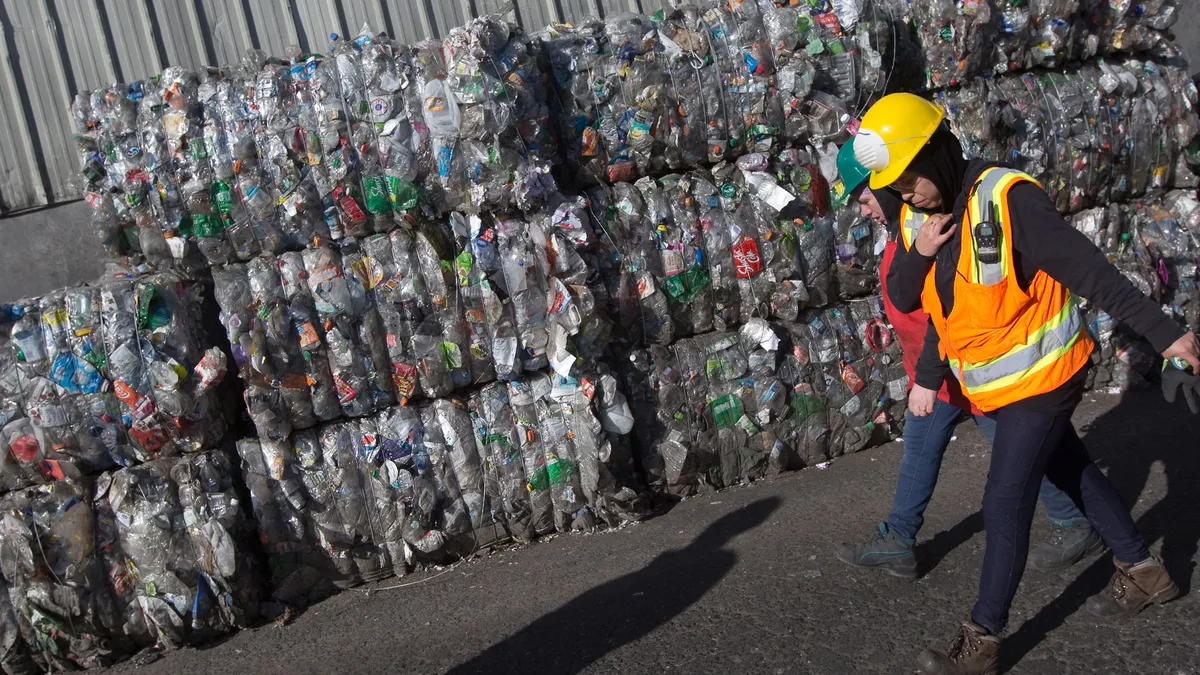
[855,92,1200,675]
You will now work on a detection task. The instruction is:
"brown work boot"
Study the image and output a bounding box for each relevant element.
[917,621,1000,675]
[1086,555,1179,620]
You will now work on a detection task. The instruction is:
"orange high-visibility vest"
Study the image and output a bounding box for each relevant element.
[904,167,1093,412]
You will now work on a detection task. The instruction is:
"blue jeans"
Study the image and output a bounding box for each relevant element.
[887,399,1085,542]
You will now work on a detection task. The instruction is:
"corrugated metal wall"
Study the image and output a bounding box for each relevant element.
[0,0,670,215]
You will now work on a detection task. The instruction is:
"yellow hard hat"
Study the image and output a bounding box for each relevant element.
[854,93,945,190]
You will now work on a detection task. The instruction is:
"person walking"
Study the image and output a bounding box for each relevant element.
[853,92,1200,675]
[834,139,1103,579]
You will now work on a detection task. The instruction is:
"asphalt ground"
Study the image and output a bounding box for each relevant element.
[111,387,1200,675]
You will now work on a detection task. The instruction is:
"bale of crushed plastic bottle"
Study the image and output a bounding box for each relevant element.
[933,58,1199,213]
[0,275,229,496]
[92,449,262,652]
[903,0,1179,90]
[0,481,129,671]
[539,1,894,185]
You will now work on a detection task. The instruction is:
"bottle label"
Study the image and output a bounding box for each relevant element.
[732,237,762,278]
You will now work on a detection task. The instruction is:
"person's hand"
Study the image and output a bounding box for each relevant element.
[1162,331,1200,372]
[908,384,938,417]
[1162,331,1200,414]
[914,214,957,257]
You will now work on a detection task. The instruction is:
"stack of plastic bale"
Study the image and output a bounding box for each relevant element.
[590,165,823,349]
[91,449,262,653]
[249,54,341,248]
[0,481,128,670]
[0,276,237,668]
[0,275,228,495]
[933,58,1199,212]
[539,1,895,186]
[1162,190,1200,335]
[408,15,558,217]
[1062,191,1200,393]
[210,186,620,433]
[903,0,1179,91]
[235,364,640,607]
[760,0,893,142]
[72,81,177,272]
[538,14,677,186]
[0,296,131,493]
[620,298,902,497]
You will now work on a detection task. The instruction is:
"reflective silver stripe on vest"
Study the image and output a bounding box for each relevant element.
[902,208,928,249]
[970,168,1023,287]
[959,304,1085,390]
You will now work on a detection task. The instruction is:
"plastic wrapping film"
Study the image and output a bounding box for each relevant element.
[237,365,642,605]
[0,275,228,496]
[538,1,895,186]
[901,0,1179,90]
[620,303,904,497]
[0,481,128,671]
[92,449,262,653]
[933,58,1200,213]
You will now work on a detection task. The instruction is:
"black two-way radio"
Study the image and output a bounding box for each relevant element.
[974,202,1001,265]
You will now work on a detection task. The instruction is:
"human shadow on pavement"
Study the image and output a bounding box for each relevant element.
[443,497,782,675]
[1001,388,1200,672]
[914,510,985,578]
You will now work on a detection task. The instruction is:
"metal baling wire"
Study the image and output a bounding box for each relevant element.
[331,51,405,412]
[421,39,476,393]
[708,8,746,159]
[223,69,275,258]
[265,61,320,246]
[290,55,343,245]
[130,278,166,458]
[1022,72,1060,200]
[199,69,242,266]
[146,76,193,269]
[1043,71,1082,209]
[854,0,899,120]
[1082,68,1111,207]
[352,418,391,583]
[207,73,258,261]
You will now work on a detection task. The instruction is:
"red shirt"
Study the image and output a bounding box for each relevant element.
[879,238,981,415]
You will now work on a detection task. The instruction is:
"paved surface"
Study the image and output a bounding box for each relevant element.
[112,389,1200,675]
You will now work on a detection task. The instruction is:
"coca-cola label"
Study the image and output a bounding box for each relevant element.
[732,237,762,279]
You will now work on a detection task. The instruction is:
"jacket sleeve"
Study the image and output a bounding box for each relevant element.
[913,320,951,390]
[886,242,935,314]
[1006,183,1185,354]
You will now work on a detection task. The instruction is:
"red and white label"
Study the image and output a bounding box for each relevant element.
[732,237,762,279]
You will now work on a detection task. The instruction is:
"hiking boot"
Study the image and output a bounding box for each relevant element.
[836,522,917,578]
[917,621,1000,675]
[1029,519,1106,571]
[1086,555,1179,620]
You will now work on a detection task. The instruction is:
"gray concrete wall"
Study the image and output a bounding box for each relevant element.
[0,201,105,302]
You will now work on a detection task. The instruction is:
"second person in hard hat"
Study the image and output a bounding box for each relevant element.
[856,92,1200,675]
[832,139,1101,580]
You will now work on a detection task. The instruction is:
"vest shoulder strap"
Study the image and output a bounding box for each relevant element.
[899,204,930,251]
[965,168,1038,284]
